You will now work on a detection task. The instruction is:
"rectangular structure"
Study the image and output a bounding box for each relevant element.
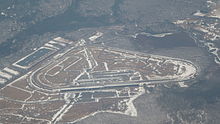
[49,40,66,47]
[0,78,7,84]
[53,37,72,44]
[45,43,59,50]
[3,67,19,76]
[13,47,55,69]
[0,71,12,80]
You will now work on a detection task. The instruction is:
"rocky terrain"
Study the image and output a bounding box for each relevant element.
[0,0,220,124]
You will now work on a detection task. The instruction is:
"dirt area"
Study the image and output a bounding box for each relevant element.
[0,99,22,109]
[11,76,34,92]
[20,101,65,120]
[47,66,62,76]
[0,86,31,101]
